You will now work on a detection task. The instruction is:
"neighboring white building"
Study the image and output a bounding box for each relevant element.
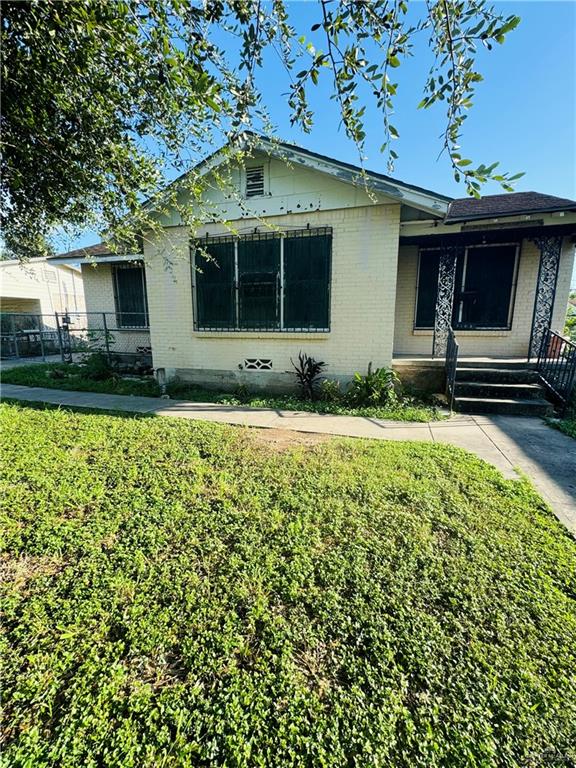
[50,136,576,397]
[0,257,85,316]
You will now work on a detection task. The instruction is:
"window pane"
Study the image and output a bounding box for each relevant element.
[284,234,331,329]
[196,242,235,328]
[238,237,280,328]
[114,266,148,327]
[415,250,440,329]
[456,245,517,329]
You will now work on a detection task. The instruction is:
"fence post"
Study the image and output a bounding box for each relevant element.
[37,314,46,361]
[102,313,111,362]
[55,313,64,362]
[55,312,72,363]
[10,314,19,359]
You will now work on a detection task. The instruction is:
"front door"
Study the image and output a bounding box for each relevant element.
[454,245,518,329]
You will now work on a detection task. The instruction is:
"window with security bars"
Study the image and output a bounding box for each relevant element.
[193,228,331,332]
[112,264,149,328]
[245,166,265,197]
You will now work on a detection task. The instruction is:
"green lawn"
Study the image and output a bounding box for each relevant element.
[1,362,442,421]
[2,403,575,767]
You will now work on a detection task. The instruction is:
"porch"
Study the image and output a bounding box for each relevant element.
[392,221,575,412]
[395,227,574,361]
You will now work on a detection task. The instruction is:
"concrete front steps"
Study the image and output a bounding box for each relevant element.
[453,361,553,416]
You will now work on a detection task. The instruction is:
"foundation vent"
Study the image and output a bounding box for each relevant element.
[244,358,272,370]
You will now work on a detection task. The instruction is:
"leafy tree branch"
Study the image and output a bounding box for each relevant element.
[1,0,522,261]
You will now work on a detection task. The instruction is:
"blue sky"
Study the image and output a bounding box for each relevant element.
[61,1,575,281]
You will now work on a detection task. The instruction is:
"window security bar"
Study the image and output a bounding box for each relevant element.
[192,228,332,333]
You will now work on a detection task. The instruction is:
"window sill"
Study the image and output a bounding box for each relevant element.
[413,329,512,337]
[194,330,330,340]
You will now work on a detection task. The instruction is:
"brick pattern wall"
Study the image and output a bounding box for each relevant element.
[81,264,116,314]
[393,238,575,358]
[144,205,401,383]
[80,263,150,356]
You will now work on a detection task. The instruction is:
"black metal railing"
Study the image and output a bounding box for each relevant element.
[55,312,152,363]
[536,328,576,408]
[445,326,459,412]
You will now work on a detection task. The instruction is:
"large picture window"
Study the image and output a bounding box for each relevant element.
[112,264,149,328]
[193,228,332,331]
[415,244,519,331]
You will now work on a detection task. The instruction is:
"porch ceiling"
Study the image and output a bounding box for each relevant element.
[399,220,576,247]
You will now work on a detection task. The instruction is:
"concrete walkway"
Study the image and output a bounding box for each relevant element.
[2,383,575,534]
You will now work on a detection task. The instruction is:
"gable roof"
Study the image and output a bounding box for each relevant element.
[445,191,576,223]
[161,131,452,217]
[246,133,453,204]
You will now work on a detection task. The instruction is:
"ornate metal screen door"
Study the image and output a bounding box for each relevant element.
[528,236,563,360]
[432,246,461,358]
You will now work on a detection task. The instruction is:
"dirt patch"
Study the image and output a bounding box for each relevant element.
[249,427,332,452]
[1,553,66,593]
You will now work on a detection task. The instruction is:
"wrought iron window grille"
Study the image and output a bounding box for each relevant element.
[191,227,332,333]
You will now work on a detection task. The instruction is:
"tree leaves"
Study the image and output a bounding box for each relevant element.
[0,0,524,261]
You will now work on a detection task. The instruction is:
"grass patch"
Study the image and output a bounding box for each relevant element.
[551,417,576,440]
[1,361,160,397]
[2,402,575,767]
[2,362,441,421]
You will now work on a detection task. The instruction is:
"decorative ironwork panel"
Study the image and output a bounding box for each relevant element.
[433,246,460,358]
[529,236,563,359]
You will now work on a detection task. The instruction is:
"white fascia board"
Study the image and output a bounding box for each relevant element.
[49,254,143,266]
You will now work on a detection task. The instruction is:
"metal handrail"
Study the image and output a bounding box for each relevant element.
[445,326,459,412]
[536,328,576,409]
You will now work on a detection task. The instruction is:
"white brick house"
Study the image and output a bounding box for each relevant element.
[50,136,576,394]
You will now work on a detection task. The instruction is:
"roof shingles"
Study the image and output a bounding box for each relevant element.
[445,192,576,223]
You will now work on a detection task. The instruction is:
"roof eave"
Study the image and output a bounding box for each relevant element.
[49,253,143,266]
[252,136,450,217]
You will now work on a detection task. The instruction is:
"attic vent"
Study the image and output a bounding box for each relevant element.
[245,165,265,197]
[43,269,57,283]
[244,358,272,370]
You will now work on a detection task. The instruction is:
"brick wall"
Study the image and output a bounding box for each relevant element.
[144,204,401,386]
[81,264,116,314]
[80,263,150,357]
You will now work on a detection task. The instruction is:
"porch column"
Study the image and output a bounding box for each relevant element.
[528,235,563,360]
[432,245,461,358]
